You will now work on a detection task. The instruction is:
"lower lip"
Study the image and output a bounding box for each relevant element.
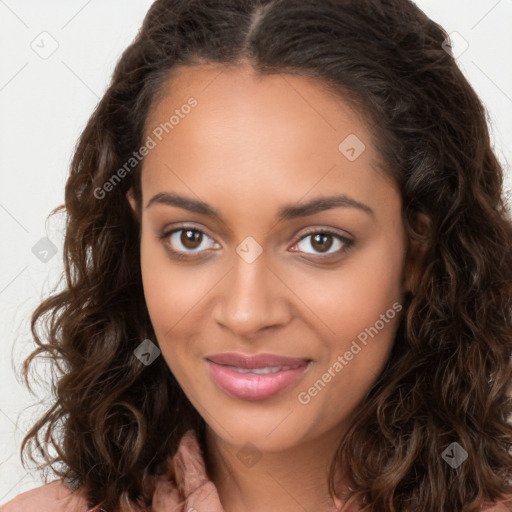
[206,360,311,401]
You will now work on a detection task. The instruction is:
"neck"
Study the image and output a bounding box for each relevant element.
[203,425,350,512]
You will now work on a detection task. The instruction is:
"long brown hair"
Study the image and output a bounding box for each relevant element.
[19,0,512,511]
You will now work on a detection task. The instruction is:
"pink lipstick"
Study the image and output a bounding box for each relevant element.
[205,352,311,401]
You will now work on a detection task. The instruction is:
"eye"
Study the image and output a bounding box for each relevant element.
[159,225,353,261]
[290,228,353,257]
[159,225,220,259]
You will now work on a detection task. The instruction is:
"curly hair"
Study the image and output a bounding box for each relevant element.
[18,0,512,511]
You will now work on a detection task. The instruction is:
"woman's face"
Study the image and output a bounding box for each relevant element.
[128,63,413,452]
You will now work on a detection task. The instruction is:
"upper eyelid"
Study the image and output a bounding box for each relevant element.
[162,224,216,242]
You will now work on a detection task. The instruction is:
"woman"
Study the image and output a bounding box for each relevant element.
[2,0,512,511]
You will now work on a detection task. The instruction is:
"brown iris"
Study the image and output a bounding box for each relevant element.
[309,233,334,253]
[181,229,202,249]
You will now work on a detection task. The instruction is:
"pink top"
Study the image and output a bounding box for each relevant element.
[0,429,225,512]
[1,429,511,511]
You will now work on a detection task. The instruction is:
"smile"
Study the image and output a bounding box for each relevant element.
[206,360,311,401]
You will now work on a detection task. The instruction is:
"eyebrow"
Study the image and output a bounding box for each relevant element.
[146,191,375,221]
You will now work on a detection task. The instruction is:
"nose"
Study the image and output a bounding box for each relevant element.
[212,250,292,338]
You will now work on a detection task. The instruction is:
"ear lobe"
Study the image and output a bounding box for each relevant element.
[403,212,430,295]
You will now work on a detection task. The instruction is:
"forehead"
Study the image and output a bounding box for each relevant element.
[145,63,369,152]
[140,63,398,221]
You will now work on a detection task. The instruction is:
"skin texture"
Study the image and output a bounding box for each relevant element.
[127,63,421,512]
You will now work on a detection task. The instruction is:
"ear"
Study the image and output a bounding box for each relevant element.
[403,212,430,295]
[126,188,139,220]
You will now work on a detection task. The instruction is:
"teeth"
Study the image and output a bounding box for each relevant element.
[227,364,302,374]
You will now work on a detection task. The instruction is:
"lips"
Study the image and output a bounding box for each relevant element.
[205,352,312,400]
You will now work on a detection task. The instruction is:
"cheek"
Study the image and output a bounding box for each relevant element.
[326,236,405,387]
[343,243,404,327]
[297,241,404,424]
[139,239,196,383]
[288,233,405,340]
[139,231,219,379]
[139,231,199,337]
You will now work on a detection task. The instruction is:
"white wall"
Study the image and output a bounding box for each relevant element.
[1,0,511,503]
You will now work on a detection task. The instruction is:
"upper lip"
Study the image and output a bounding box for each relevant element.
[206,352,311,369]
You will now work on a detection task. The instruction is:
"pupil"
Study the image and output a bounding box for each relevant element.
[311,233,332,252]
[182,229,201,249]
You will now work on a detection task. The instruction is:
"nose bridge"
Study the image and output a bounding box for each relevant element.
[213,245,290,335]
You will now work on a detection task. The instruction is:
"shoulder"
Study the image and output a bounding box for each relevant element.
[0,479,90,512]
[480,494,512,511]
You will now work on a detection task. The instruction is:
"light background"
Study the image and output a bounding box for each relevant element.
[1,0,511,504]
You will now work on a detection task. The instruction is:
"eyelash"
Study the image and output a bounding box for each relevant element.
[158,225,354,261]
